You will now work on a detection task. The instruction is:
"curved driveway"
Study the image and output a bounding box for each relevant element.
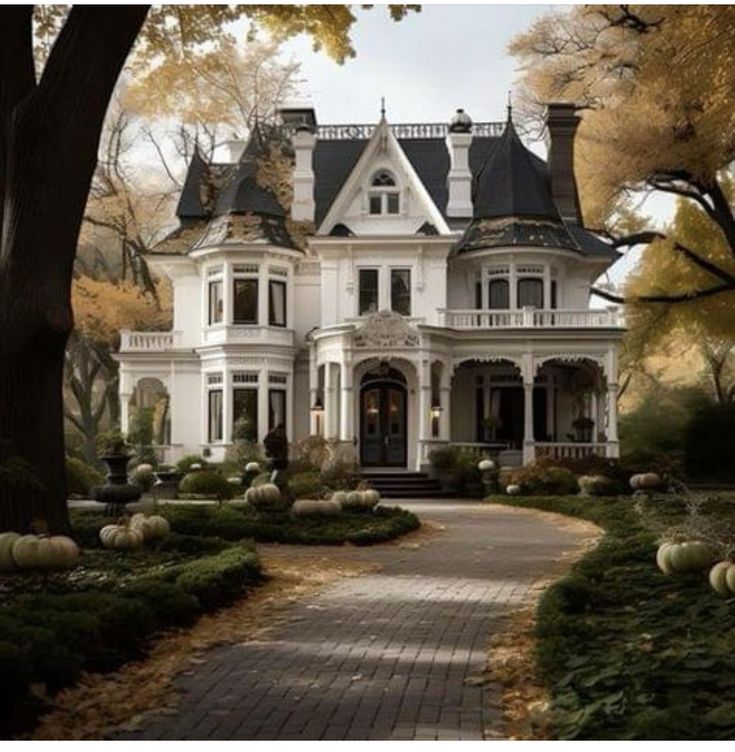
[117,501,590,741]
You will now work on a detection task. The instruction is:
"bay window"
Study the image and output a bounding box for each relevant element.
[268,389,287,432]
[208,388,223,442]
[517,277,544,308]
[233,388,258,442]
[268,280,287,327]
[208,280,223,324]
[233,278,258,324]
[488,279,509,310]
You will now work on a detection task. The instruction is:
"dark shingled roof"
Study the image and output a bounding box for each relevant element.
[171,121,616,260]
[472,118,559,221]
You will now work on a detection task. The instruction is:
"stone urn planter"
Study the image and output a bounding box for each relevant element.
[153,467,180,500]
[94,453,142,513]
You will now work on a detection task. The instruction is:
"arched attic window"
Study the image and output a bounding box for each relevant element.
[369,169,400,215]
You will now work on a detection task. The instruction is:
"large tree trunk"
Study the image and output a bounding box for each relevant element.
[0,6,149,533]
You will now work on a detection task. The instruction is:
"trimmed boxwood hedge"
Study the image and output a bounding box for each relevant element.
[0,538,261,738]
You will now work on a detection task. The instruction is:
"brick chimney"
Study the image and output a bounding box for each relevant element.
[546,102,582,224]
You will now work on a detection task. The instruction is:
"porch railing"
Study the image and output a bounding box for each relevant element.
[119,330,179,352]
[534,442,609,460]
[438,307,622,330]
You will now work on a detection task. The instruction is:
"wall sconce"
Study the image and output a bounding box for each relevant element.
[310,395,324,413]
[430,404,443,419]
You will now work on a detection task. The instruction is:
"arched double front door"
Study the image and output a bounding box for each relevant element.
[359,367,407,467]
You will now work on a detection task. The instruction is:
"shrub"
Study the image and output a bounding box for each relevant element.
[175,455,209,475]
[619,449,684,479]
[684,402,735,480]
[428,446,461,471]
[172,546,261,610]
[320,459,361,491]
[179,469,235,500]
[578,475,622,497]
[120,580,200,626]
[129,463,156,492]
[506,460,578,496]
[65,456,104,496]
[289,470,323,499]
[290,435,330,472]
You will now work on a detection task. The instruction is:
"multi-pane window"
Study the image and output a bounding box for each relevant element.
[268,280,287,327]
[233,278,258,324]
[368,170,400,215]
[390,269,411,316]
[268,389,287,432]
[488,279,509,309]
[358,269,379,315]
[208,389,223,442]
[208,280,223,324]
[517,278,544,308]
[233,388,258,442]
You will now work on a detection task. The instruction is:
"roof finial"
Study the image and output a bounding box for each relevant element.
[380,96,386,121]
[507,90,513,121]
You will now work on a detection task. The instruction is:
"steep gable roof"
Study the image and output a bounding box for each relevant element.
[316,118,451,235]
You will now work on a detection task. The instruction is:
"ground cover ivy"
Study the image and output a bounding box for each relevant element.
[493,494,735,740]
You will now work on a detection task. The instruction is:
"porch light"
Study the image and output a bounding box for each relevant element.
[310,395,324,413]
[430,404,443,419]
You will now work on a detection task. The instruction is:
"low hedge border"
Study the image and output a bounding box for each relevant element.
[0,540,261,738]
[491,495,735,740]
[69,504,420,548]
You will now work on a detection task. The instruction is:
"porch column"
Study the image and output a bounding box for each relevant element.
[523,380,535,464]
[308,348,319,435]
[606,383,620,457]
[257,366,269,443]
[120,392,132,435]
[418,359,432,442]
[323,362,337,440]
[222,368,233,444]
[339,361,354,441]
[439,364,451,441]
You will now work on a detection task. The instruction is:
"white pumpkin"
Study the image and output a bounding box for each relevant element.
[99,524,143,551]
[630,473,663,491]
[331,491,348,505]
[11,534,80,570]
[130,513,170,541]
[657,540,714,574]
[726,564,735,594]
[0,532,21,573]
[478,459,495,472]
[245,462,261,473]
[291,500,343,518]
[506,484,522,496]
[709,561,734,596]
[245,483,282,508]
[362,489,380,507]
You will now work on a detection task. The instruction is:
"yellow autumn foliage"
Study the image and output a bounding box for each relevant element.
[72,276,172,345]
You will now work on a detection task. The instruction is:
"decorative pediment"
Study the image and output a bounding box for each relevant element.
[353,310,420,349]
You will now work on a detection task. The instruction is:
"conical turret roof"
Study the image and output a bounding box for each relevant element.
[472,114,559,221]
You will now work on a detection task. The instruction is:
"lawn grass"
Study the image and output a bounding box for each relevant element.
[491,494,735,740]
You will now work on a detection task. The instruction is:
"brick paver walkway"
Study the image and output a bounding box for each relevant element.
[116,501,588,741]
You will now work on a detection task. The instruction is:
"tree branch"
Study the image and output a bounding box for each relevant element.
[592,282,734,304]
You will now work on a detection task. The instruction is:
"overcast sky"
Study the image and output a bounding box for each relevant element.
[279,4,554,125]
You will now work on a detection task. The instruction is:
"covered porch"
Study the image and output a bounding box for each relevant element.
[442,355,619,466]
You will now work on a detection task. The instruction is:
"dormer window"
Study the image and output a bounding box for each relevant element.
[369,170,400,215]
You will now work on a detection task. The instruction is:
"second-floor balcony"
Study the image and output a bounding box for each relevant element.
[437,307,623,330]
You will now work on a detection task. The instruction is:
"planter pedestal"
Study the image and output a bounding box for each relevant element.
[94,453,142,514]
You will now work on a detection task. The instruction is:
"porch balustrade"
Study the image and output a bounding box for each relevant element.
[119,330,178,352]
[438,307,622,330]
[534,442,609,460]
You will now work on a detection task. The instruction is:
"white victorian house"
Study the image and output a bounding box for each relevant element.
[116,103,624,471]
